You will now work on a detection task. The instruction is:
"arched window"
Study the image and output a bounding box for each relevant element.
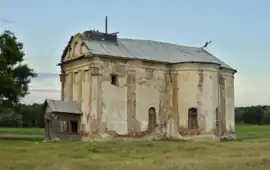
[148,107,157,132]
[188,107,198,129]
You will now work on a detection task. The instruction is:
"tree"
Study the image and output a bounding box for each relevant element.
[0,30,36,109]
[241,106,264,125]
[0,103,45,128]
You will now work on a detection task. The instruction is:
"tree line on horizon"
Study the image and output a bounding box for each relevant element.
[0,103,270,128]
[235,105,270,125]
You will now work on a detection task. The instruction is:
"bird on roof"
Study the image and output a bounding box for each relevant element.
[202,41,212,48]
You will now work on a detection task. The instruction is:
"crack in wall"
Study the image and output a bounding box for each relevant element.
[64,56,235,141]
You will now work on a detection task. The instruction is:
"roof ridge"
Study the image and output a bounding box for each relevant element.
[77,31,235,70]
[119,38,199,49]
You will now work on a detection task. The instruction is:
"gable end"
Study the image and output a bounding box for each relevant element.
[60,34,91,65]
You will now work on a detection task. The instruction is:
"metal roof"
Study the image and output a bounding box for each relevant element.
[82,37,233,69]
[44,99,82,114]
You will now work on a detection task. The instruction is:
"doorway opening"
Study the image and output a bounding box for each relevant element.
[70,121,78,133]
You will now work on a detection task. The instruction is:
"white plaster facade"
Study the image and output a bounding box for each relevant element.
[58,32,236,141]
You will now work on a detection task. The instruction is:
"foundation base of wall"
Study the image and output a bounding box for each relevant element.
[219,133,237,141]
[184,134,219,141]
[78,132,237,142]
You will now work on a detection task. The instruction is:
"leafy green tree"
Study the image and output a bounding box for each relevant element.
[241,106,264,125]
[235,107,244,123]
[0,30,36,109]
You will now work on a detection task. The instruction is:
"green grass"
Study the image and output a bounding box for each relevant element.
[236,124,270,140]
[1,139,270,170]
[0,124,269,140]
[0,127,44,135]
[0,125,269,170]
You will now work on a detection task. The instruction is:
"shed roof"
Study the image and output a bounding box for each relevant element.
[80,32,234,70]
[44,99,82,114]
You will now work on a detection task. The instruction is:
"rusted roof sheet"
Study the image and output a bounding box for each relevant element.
[44,99,82,114]
[83,38,233,69]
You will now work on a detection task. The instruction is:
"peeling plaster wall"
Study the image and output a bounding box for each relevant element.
[81,69,91,133]
[101,60,128,135]
[134,64,166,132]
[90,68,100,135]
[220,68,235,133]
[61,54,236,141]
[176,63,220,134]
[73,71,80,103]
[98,59,167,136]
[62,59,91,135]
[60,33,236,141]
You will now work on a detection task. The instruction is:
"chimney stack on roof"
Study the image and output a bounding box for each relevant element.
[82,16,119,44]
[105,16,108,34]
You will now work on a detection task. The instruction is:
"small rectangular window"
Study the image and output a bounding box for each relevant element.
[111,74,118,86]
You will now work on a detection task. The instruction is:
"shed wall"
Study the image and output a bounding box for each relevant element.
[50,112,81,140]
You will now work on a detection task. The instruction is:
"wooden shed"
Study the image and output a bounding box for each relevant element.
[44,99,82,141]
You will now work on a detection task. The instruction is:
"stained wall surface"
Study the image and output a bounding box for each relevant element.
[60,35,236,140]
[97,59,168,137]
[174,63,220,138]
[220,68,235,133]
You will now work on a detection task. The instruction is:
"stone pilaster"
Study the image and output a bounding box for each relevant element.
[90,62,103,136]
[126,69,137,134]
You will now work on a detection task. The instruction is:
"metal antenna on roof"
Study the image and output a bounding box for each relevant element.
[202,40,212,48]
[105,16,108,34]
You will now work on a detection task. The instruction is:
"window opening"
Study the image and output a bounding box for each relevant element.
[148,107,157,132]
[70,121,78,133]
[188,107,198,129]
[111,74,118,86]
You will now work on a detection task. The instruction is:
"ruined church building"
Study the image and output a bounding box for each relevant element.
[44,19,237,141]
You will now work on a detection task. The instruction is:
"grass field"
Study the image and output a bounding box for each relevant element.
[0,125,270,170]
[236,124,270,140]
[0,127,44,135]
